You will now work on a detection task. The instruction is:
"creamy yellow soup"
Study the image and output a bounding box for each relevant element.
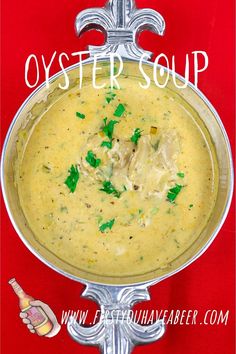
[17,75,218,277]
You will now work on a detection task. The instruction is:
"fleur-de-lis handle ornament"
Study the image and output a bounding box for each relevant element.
[75,0,165,59]
[69,1,166,352]
[67,282,165,354]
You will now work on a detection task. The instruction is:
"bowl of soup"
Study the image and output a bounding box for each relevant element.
[1,60,233,285]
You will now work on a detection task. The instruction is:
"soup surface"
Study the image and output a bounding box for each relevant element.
[17,73,218,277]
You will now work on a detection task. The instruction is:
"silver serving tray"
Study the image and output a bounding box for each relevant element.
[1,0,234,353]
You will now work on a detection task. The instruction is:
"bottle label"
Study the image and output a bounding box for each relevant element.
[24,306,48,327]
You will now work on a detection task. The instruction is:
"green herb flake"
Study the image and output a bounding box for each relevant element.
[189,204,194,208]
[101,140,112,149]
[85,150,101,168]
[177,172,185,178]
[99,219,115,233]
[114,104,125,117]
[102,118,118,139]
[76,112,85,119]
[130,128,142,145]
[106,91,116,104]
[64,165,80,193]
[101,118,118,149]
[167,184,183,203]
[100,181,121,198]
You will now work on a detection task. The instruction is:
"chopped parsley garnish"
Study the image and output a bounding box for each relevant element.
[64,165,80,193]
[102,118,118,139]
[76,112,85,119]
[100,181,121,198]
[101,141,112,149]
[177,172,185,178]
[189,204,194,208]
[167,184,183,203]
[114,104,125,117]
[85,150,101,168]
[101,118,118,149]
[106,91,116,104]
[130,128,142,145]
[99,219,115,233]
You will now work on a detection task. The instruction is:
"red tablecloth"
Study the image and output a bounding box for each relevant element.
[1,1,235,353]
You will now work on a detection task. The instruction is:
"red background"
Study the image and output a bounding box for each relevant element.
[1,0,235,353]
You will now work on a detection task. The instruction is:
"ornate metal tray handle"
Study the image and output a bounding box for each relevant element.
[75,0,165,59]
[70,1,166,352]
[67,283,165,353]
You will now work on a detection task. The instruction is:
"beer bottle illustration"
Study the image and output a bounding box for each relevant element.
[9,278,53,336]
